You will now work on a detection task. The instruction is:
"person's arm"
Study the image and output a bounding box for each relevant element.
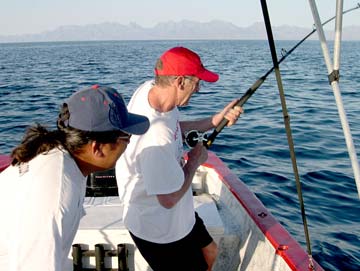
[179,99,243,134]
[157,143,208,209]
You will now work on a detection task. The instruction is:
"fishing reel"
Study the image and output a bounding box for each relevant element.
[184,130,208,148]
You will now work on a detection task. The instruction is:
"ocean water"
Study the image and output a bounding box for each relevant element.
[0,40,359,271]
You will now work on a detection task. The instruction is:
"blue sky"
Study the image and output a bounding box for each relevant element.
[1,0,359,35]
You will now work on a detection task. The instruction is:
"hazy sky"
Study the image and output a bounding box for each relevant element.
[1,0,359,35]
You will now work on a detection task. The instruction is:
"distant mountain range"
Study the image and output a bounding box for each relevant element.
[1,20,359,43]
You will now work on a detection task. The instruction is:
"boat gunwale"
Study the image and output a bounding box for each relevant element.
[0,155,11,172]
[203,151,324,271]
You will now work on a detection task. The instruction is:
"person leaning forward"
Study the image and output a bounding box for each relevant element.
[0,85,149,271]
[115,47,243,271]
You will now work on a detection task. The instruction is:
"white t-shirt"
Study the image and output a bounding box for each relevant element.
[116,80,195,243]
[0,148,86,271]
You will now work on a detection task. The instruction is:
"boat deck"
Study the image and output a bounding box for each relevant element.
[66,191,228,271]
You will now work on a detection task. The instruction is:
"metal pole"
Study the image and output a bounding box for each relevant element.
[308,0,360,199]
[333,0,343,70]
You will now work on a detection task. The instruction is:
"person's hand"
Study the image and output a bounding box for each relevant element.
[212,99,244,127]
[187,142,208,168]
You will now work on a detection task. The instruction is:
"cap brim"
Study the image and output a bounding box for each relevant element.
[121,113,150,135]
[197,69,219,82]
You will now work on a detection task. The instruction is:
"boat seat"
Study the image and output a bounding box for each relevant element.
[80,195,224,236]
[194,194,225,237]
[79,196,125,229]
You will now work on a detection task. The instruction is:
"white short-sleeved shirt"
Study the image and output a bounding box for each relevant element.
[116,80,195,243]
[0,148,86,271]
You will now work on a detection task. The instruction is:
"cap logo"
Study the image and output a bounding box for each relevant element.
[108,93,127,129]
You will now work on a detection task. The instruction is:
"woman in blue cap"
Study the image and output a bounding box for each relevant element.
[0,85,149,271]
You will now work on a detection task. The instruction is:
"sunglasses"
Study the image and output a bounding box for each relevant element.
[117,132,132,140]
[184,76,201,90]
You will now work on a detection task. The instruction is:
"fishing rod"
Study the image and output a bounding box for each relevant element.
[260,0,316,270]
[191,2,360,149]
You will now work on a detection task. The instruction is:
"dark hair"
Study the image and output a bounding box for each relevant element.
[11,103,123,166]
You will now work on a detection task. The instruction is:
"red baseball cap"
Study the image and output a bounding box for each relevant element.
[154,47,219,82]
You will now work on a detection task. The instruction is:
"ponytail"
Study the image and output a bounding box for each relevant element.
[11,124,64,165]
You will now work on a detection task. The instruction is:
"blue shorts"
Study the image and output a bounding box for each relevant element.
[129,212,213,271]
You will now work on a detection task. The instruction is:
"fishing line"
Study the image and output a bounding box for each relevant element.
[193,2,360,149]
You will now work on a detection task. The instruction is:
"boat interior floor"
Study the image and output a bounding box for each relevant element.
[70,192,242,271]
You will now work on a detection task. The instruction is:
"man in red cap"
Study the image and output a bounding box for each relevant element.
[116,47,243,271]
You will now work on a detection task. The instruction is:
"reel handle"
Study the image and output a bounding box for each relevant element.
[184,130,208,148]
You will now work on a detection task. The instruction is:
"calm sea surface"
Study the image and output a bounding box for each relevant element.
[0,40,359,271]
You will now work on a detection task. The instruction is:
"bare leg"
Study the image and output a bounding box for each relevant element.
[202,241,218,271]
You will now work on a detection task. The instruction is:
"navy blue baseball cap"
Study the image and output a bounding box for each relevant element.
[65,85,149,135]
